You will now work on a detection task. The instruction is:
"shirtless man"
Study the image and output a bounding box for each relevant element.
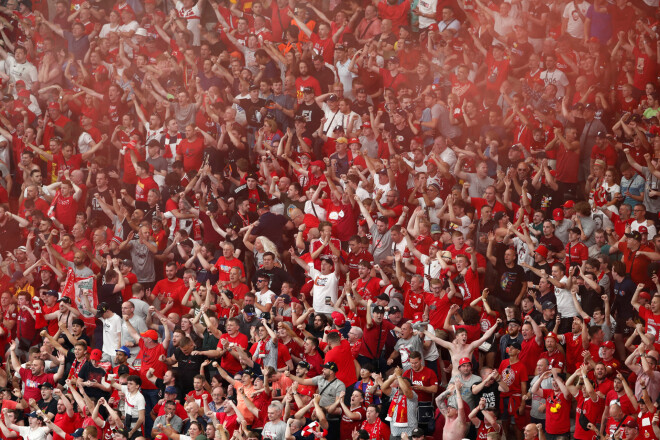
[425,319,502,376]
[436,382,468,440]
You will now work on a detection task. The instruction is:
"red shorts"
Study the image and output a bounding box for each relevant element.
[501,395,530,426]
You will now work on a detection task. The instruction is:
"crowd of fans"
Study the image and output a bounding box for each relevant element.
[0,0,660,440]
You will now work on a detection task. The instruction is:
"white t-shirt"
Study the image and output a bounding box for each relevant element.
[255,289,274,317]
[176,0,202,45]
[2,55,38,88]
[15,426,50,440]
[121,385,146,420]
[308,264,339,314]
[418,0,440,29]
[632,219,657,238]
[562,1,590,38]
[78,132,96,154]
[101,313,123,357]
[336,59,357,97]
[540,69,570,98]
[99,23,120,38]
[555,276,577,318]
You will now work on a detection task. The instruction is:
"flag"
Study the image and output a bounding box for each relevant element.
[61,268,98,328]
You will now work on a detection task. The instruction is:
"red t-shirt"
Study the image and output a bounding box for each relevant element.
[402,282,426,320]
[543,389,571,434]
[218,332,249,375]
[403,366,438,402]
[562,332,585,373]
[214,257,246,282]
[574,391,604,440]
[19,368,55,402]
[54,194,79,230]
[425,292,451,330]
[152,278,186,315]
[324,339,357,387]
[176,136,205,172]
[135,338,167,378]
[606,390,636,416]
[639,307,660,343]
[498,359,528,396]
[520,337,544,377]
[135,176,158,203]
[540,349,566,372]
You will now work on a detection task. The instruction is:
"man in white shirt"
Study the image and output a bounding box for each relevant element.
[562,0,590,40]
[0,46,38,91]
[291,253,341,315]
[540,54,570,98]
[97,302,123,365]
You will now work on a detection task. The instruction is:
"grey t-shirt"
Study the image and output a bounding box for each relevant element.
[578,215,596,247]
[262,420,287,440]
[387,389,418,437]
[130,240,156,283]
[154,414,183,433]
[66,262,94,278]
[554,219,574,245]
[311,375,346,408]
[466,174,495,199]
[393,335,423,371]
[122,315,147,358]
[529,375,553,419]
[369,223,393,265]
[129,298,150,321]
[448,374,482,410]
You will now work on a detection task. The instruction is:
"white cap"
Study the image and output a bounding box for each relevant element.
[135,28,147,37]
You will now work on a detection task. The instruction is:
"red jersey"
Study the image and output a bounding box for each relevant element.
[135,176,158,203]
[574,391,605,440]
[176,136,205,172]
[403,367,438,402]
[543,389,571,434]
[402,282,426,320]
[214,257,245,282]
[520,337,544,377]
[540,349,566,372]
[152,277,186,315]
[360,418,390,440]
[218,332,249,375]
[564,241,589,268]
[639,307,660,343]
[499,359,528,396]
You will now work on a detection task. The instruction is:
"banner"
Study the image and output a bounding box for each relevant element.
[61,268,98,329]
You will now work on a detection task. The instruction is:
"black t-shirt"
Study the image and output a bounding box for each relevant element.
[86,188,114,228]
[388,122,415,149]
[78,361,109,399]
[252,267,294,295]
[314,66,335,94]
[98,283,122,314]
[238,98,267,129]
[37,398,58,417]
[251,212,289,249]
[527,262,552,285]
[296,101,324,138]
[173,349,205,393]
[494,263,526,304]
[475,381,500,411]
[579,285,604,316]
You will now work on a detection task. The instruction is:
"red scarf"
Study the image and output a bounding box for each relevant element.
[386,389,409,427]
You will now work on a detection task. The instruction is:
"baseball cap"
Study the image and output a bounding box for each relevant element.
[494,211,507,221]
[552,208,564,221]
[389,306,401,314]
[165,386,178,394]
[625,231,642,241]
[458,357,471,367]
[311,160,326,170]
[508,341,522,350]
[115,346,131,357]
[243,304,256,316]
[348,137,360,145]
[507,318,521,326]
[117,365,130,376]
[331,311,346,326]
[625,420,638,429]
[411,428,425,438]
[298,361,311,370]
[640,291,652,301]
[90,349,102,361]
[601,341,615,349]
[38,382,54,389]
[303,87,314,94]
[388,56,399,63]
[327,94,338,102]
[596,131,607,138]
[542,301,557,310]
[372,305,386,314]
[562,200,575,208]
[43,290,59,297]
[335,137,348,144]
[639,226,649,234]
[249,84,259,91]
[48,101,60,110]
[96,302,109,317]
[72,429,85,438]
[140,329,159,340]
[322,362,338,372]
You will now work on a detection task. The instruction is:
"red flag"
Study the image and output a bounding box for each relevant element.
[61,268,98,329]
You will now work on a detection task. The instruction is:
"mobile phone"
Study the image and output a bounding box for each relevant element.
[325,297,331,305]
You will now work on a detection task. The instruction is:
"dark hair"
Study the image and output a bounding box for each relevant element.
[127,375,142,386]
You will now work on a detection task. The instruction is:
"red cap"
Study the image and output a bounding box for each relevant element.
[154,435,167,440]
[362,121,371,128]
[640,291,652,301]
[90,349,102,361]
[535,245,549,259]
[140,329,159,340]
[311,160,325,170]
[639,226,649,234]
[430,241,441,249]
[601,341,615,349]
[331,311,346,327]
[562,200,575,209]
[40,265,53,273]
[546,332,559,341]
[48,102,60,110]
[348,137,360,145]
[15,80,25,88]
[428,23,438,32]
[552,208,564,221]
[458,357,471,367]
